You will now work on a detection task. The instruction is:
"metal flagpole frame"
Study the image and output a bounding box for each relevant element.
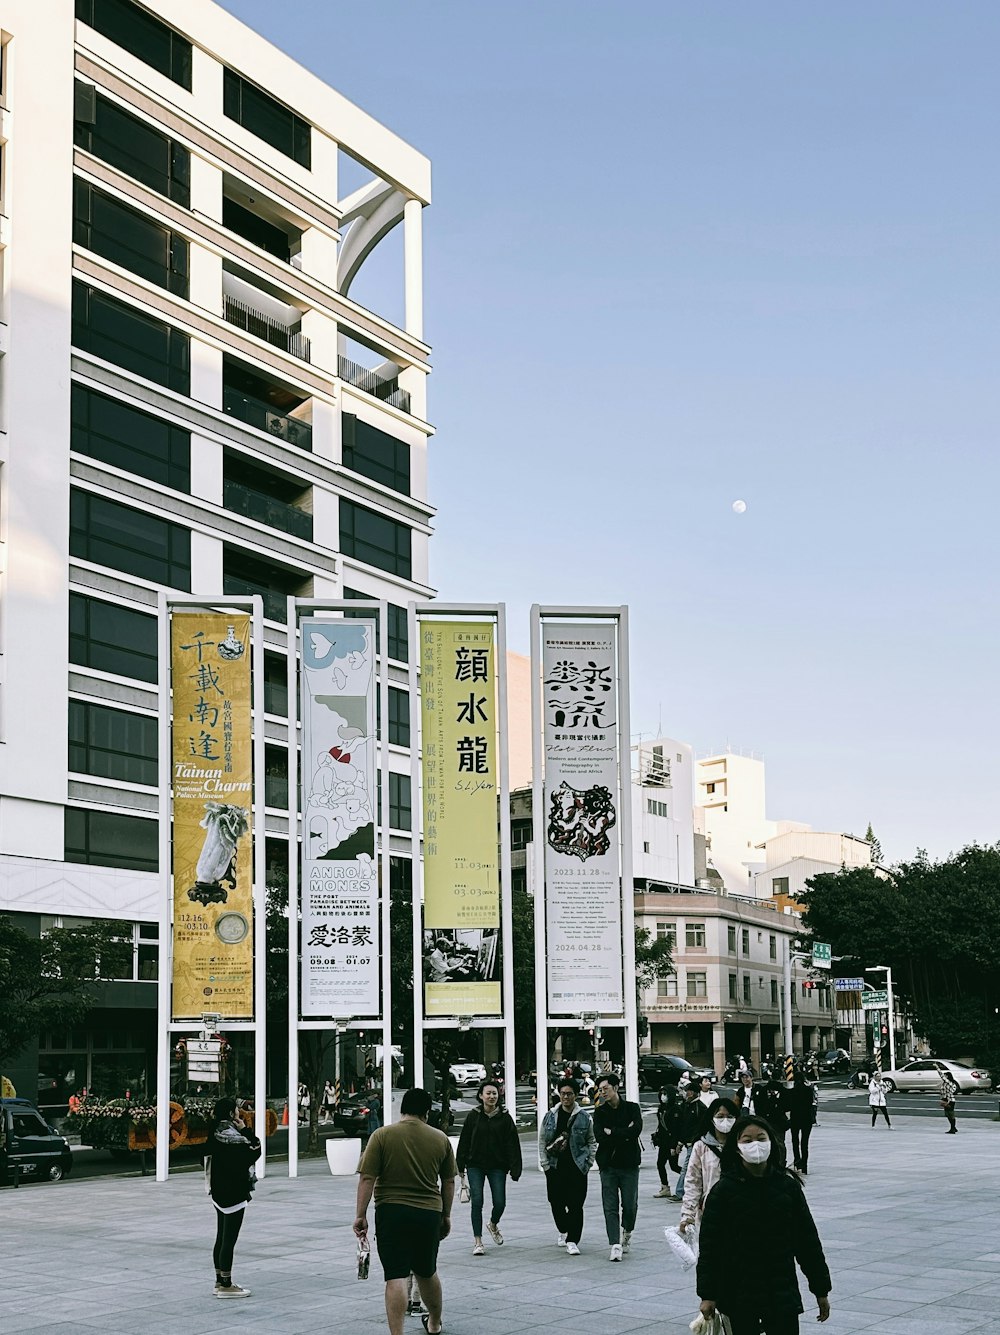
[530,605,636,1141]
[408,603,513,1100]
[156,595,265,1183]
[287,598,392,1179]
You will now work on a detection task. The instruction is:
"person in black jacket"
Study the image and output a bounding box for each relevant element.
[697,1115,831,1334]
[206,1097,261,1300]
[455,1079,522,1256]
[754,1075,790,1149]
[652,1086,682,1199]
[593,1073,643,1261]
[785,1070,817,1173]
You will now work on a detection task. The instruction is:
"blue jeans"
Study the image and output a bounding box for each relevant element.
[466,1166,507,1237]
[674,1143,693,1198]
[599,1167,639,1244]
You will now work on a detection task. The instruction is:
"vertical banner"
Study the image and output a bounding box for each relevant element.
[300,618,379,1016]
[420,621,500,1016]
[171,612,253,1019]
[541,622,624,1015]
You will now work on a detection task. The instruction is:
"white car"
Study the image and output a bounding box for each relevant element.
[449,1062,487,1088]
[881,1058,991,1094]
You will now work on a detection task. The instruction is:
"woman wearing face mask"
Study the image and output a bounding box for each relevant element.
[205,1097,261,1300]
[697,1117,831,1333]
[652,1086,683,1200]
[677,1097,739,1235]
[455,1079,522,1256]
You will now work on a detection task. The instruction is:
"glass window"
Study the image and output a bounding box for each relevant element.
[223,68,310,168]
[222,548,304,623]
[657,975,678,998]
[75,0,192,89]
[684,921,705,949]
[72,384,190,491]
[741,928,750,954]
[389,772,411,831]
[772,877,789,895]
[340,501,412,579]
[74,179,188,297]
[72,281,190,394]
[69,699,157,785]
[686,971,707,999]
[342,589,409,662]
[510,821,532,849]
[742,975,752,1004]
[263,651,288,717]
[728,973,738,1002]
[74,88,190,206]
[646,798,668,818]
[265,745,288,809]
[70,594,158,682]
[223,197,292,262]
[770,979,778,1005]
[65,806,158,871]
[769,934,777,960]
[727,924,737,954]
[71,489,191,589]
[388,686,410,747]
[656,921,676,947]
[342,414,411,495]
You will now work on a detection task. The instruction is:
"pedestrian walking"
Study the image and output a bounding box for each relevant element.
[652,1086,683,1199]
[756,1073,790,1149]
[298,1082,310,1124]
[539,1077,597,1256]
[354,1087,457,1335]
[697,1116,832,1333]
[455,1078,522,1256]
[674,1081,709,1199]
[678,1097,739,1237]
[734,1070,760,1117]
[321,1079,336,1124]
[939,1068,959,1133]
[786,1069,816,1173]
[205,1096,261,1300]
[868,1072,891,1128]
[697,1075,717,1109]
[593,1072,643,1262]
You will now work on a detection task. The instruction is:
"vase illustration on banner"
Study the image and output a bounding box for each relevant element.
[187,802,249,906]
[546,781,616,861]
[217,625,245,661]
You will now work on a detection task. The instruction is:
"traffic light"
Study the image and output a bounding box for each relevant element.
[802,981,816,991]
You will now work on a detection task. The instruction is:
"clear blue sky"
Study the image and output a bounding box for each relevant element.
[225,1,1000,863]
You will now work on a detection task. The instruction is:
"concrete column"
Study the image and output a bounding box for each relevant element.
[190,339,222,411]
[189,244,223,318]
[190,154,223,225]
[749,1022,762,1071]
[311,484,339,554]
[190,432,222,505]
[300,308,337,379]
[310,396,337,465]
[190,530,223,596]
[403,198,423,340]
[397,364,427,422]
[298,225,338,289]
[711,1024,727,1079]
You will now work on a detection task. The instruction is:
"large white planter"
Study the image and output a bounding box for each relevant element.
[326,1137,363,1176]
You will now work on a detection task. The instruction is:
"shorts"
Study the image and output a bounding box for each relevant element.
[374,1204,442,1281]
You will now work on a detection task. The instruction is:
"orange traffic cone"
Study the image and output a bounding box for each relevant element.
[281,1101,289,1127]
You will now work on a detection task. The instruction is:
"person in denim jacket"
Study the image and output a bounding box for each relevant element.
[539,1077,597,1255]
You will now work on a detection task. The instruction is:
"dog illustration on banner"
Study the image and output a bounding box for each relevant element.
[546,781,616,861]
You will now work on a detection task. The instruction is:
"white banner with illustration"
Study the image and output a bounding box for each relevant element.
[541,622,624,1015]
[300,617,379,1016]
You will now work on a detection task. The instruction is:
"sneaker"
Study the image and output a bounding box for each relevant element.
[407,1301,426,1317]
[566,1242,581,1256]
[609,1243,623,1262]
[473,1242,485,1256]
[622,1231,632,1254]
[486,1221,504,1246]
[668,1194,684,1202]
[215,1284,251,1299]
[653,1186,672,1198]
[557,1232,567,1247]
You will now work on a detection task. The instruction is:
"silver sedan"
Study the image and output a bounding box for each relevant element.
[881,1058,991,1093]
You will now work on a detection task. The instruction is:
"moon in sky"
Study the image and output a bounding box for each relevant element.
[732,499,747,514]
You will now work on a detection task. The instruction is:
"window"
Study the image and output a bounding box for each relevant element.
[342,414,411,495]
[265,745,288,808]
[727,924,737,954]
[769,934,777,961]
[388,687,410,747]
[343,588,409,662]
[741,928,750,955]
[742,975,752,1004]
[728,973,738,1002]
[770,979,779,1005]
[511,821,532,849]
[72,281,190,394]
[72,384,190,491]
[74,179,189,297]
[686,971,707,999]
[66,806,158,871]
[643,841,650,853]
[69,593,157,682]
[69,700,157,785]
[71,489,191,589]
[657,975,678,998]
[223,68,311,168]
[646,798,668,818]
[656,921,676,947]
[75,0,192,89]
[223,196,293,261]
[685,922,706,949]
[340,501,412,579]
[772,877,789,896]
[263,651,287,716]
[223,548,304,622]
[74,87,190,206]
[389,772,411,830]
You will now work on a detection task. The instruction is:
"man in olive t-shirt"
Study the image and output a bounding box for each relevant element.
[355,1087,457,1335]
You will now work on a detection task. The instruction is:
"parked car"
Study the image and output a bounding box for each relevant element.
[880,1058,991,1094]
[332,1097,380,1136]
[449,1061,487,1088]
[637,1054,715,1090]
[1,1098,73,1184]
[817,1048,852,1075]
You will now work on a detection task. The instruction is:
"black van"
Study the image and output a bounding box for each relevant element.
[1,1098,74,1184]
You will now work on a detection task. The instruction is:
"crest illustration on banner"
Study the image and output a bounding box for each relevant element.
[300,619,379,1016]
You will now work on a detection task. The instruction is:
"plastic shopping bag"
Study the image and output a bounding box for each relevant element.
[688,1313,733,1335]
[664,1224,698,1271]
[459,1173,471,1204]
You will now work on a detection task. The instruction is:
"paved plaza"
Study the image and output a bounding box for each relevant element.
[4,1108,1000,1335]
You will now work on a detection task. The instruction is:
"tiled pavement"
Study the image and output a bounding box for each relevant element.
[3,1109,1000,1334]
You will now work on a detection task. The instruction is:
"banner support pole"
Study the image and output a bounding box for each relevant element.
[530,605,548,1143]
[156,592,172,1182]
[286,599,299,1177]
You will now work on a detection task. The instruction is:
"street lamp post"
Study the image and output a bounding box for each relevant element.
[865,966,896,1071]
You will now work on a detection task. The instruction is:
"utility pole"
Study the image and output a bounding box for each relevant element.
[782,938,793,1058]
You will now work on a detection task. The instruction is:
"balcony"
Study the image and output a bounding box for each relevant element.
[223,479,312,542]
[224,294,310,361]
[338,355,410,414]
[222,577,289,624]
[224,547,308,623]
[222,387,313,450]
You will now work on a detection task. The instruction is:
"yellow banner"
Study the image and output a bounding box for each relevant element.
[171,613,253,1019]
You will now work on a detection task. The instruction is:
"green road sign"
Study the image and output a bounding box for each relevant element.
[862,990,888,1009]
[811,942,832,969]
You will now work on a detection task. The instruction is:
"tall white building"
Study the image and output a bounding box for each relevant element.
[632,738,695,889]
[696,751,808,897]
[0,0,431,1106]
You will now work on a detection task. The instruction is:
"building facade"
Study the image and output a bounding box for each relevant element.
[0,0,431,1109]
[753,829,874,901]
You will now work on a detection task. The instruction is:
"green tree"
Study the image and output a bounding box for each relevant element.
[0,916,132,1069]
[865,822,883,864]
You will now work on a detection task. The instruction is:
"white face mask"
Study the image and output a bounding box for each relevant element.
[738,1140,771,1165]
[713,1117,735,1133]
